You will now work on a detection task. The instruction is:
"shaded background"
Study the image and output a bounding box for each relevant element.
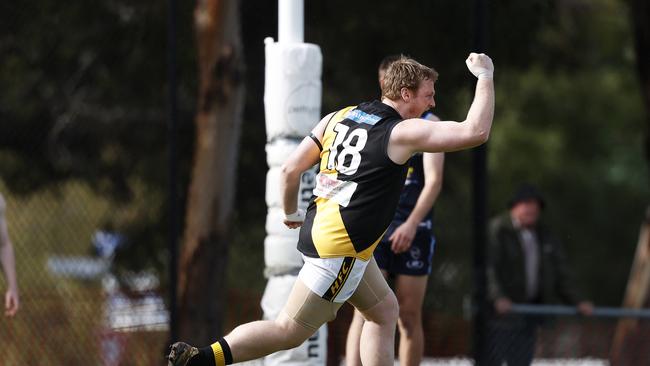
[1,0,649,364]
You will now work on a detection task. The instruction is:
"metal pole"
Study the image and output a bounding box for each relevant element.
[471,0,488,364]
[167,0,179,342]
[511,303,650,319]
[278,0,304,43]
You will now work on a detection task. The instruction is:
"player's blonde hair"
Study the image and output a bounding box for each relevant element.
[381,56,438,100]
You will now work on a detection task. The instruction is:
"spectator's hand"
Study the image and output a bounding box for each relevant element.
[494,297,512,315]
[283,209,305,229]
[5,288,19,317]
[388,221,417,254]
[465,53,494,80]
[577,301,594,316]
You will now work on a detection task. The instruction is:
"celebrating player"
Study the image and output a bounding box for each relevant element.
[168,52,494,366]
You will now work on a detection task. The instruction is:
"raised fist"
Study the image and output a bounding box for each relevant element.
[466,52,494,80]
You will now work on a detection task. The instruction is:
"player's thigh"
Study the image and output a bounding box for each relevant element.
[347,257,394,319]
[283,278,343,332]
[394,274,428,313]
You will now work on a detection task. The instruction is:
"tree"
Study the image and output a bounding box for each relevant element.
[177,0,245,344]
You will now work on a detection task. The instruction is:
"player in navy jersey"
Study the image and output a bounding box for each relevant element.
[167,53,494,366]
[345,56,444,366]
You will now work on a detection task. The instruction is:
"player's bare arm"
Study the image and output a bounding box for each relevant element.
[388,53,494,164]
[279,113,333,228]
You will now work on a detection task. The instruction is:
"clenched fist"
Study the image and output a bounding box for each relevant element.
[466,52,494,80]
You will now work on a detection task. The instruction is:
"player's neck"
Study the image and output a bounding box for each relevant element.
[382,98,408,119]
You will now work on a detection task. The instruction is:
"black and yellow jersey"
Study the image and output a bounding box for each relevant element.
[298,100,409,260]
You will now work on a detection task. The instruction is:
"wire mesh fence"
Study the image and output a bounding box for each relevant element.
[3,182,650,365]
[324,304,650,366]
[482,304,650,366]
[0,183,170,365]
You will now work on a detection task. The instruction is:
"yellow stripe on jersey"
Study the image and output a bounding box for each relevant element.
[312,196,356,258]
[312,196,384,260]
[357,232,384,260]
[320,106,356,172]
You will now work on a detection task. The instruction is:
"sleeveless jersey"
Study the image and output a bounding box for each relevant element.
[298,100,408,260]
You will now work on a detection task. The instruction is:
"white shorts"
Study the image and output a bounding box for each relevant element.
[298,255,370,303]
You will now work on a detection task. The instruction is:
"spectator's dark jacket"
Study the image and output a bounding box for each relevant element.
[486,212,583,306]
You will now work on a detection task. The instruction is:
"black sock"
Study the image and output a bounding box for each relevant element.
[186,338,232,366]
[186,346,216,366]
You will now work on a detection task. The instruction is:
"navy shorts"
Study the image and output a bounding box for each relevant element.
[374,221,436,276]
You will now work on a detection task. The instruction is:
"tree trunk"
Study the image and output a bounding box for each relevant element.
[177,0,244,344]
[610,211,650,365]
[611,3,650,363]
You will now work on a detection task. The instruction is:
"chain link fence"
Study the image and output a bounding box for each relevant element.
[4,180,649,365]
[327,304,650,365]
[1,1,185,364]
[482,305,650,366]
[0,182,170,365]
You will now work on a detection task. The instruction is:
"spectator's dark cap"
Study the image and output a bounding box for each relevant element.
[508,184,546,209]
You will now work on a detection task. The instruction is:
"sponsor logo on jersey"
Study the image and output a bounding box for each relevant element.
[346,109,382,125]
[313,173,358,207]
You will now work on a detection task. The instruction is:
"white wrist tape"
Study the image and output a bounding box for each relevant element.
[284,209,305,222]
[465,57,494,80]
[477,70,493,80]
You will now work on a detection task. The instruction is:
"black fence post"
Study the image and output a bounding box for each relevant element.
[166,0,180,343]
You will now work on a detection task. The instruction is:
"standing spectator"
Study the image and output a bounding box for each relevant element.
[486,183,593,365]
[0,193,19,317]
[345,55,445,366]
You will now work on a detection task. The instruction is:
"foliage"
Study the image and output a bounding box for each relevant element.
[0,0,199,286]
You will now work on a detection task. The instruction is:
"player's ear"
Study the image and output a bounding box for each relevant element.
[400,87,410,102]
